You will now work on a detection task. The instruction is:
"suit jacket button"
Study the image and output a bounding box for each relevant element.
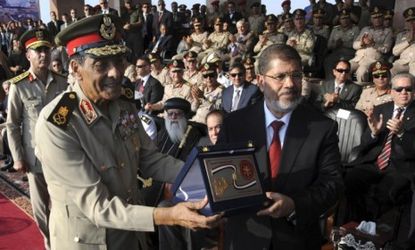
[74,236,80,242]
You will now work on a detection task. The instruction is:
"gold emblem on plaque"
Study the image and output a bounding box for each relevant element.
[213,177,228,197]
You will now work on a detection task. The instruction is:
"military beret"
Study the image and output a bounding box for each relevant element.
[164,97,191,113]
[370,61,391,74]
[148,53,160,63]
[293,9,306,18]
[313,8,326,18]
[184,51,197,61]
[201,63,217,75]
[55,14,129,58]
[281,0,290,7]
[169,59,184,71]
[20,28,52,50]
[265,14,278,24]
[282,13,293,21]
[370,6,384,18]
[339,9,351,18]
[384,9,394,19]
[206,52,222,63]
[403,7,415,21]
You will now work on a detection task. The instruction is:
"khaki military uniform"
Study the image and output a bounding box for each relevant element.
[191,87,223,124]
[35,83,182,250]
[253,31,287,54]
[152,82,193,111]
[391,30,415,76]
[325,25,360,77]
[183,69,204,88]
[151,67,171,86]
[312,25,331,39]
[190,31,208,49]
[206,31,231,51]
[350,26,393,83]
[286,29,315,65]
[6,70,68,248]
[355,86,393,113]
[248,15,265,35]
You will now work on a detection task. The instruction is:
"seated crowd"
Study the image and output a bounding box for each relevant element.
[0,0,415,249]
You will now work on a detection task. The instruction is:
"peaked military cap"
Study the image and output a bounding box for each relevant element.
[55,14,129,57]
[293,9,306,18]
[265,14,278,24]
[179,4,187,9]
[404,7,415,21]
[148,52,160,63]
[169,59,185,71]
[313,8,326,18]
[20,28,52,50]
[192,3,200,10]
[282,13,293,21]
[339,9,351,18]
[206,52,222,63]
[201,63,217,75]
[281,0,290,7]
[164,97,191,114]
[243,57,255,69]
[184,51,197,61]
[370,61,391,74]
[384,9,394,19]
[370,6,384,18]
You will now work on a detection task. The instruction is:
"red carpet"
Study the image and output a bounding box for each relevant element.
[0,192,44,250]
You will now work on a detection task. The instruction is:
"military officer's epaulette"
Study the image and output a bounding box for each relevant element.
[9,71,30,84]
[139,114,151,125]
[363,84,375,89]
[120,84,135,102]
[47,92,77,129]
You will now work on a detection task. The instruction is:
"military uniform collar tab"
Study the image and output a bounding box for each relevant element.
[79,98,98,125]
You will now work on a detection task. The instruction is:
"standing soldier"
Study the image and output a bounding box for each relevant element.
[287,9,315,66]
[6,28,68,249]
[310,8,330,40]
[391,7,415,76]
[350,6,393,84]
[324,9,360,78]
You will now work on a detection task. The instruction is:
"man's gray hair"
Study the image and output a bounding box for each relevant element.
[257,44,302,75]
[391,73,415,89]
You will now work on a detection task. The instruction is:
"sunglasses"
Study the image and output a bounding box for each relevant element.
[393,87,413,92]
[230,72,243,78]
[136,64,147,68]
[372,73,388,79]
[335,68,350,74]
[203,73,216,78]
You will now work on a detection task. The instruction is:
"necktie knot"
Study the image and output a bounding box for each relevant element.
[271,120,284,132]
[395,107,404,119]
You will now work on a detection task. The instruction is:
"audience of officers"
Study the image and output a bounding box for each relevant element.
[2,2,415,250]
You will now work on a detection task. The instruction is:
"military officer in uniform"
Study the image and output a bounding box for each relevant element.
[324,9,360,79]
[391,7,415,76]
[148,59,195,113]
[356,61,393,115]
[253,14,287,54]
[278,13,295,37]
[350,6,393,84]
[149,52,172,86]
[287,9,316,66]
[34,14,222,250]
[310,8,330,39]
[6,28,68,249]
[183,51,203,88]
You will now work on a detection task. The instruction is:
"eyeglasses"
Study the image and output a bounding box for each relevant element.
[264,71,303,82]
[335,68,350,74]
[166,111,184,118]
[203,73,216,79]
[372,73,388,79]
[393,86,413,92]
[230,72,243,78]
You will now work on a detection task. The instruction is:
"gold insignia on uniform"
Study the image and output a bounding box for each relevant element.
[79,99,98,125]
[202,146,209,152]
[100,15,116,40]
[9,71,30,84]
[52,106,69,125]
[247,141,254,147]
[85,44,130,57]
[409,9,413,15]
[69,93,76,99]
[137,174,153,188]
[375,61,381,69]
[139,115,151,124]
[123,87,133,99]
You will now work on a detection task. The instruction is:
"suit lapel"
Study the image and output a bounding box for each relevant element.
[238,83,249,109]
[225,86,234,111]
[279,105,308,180]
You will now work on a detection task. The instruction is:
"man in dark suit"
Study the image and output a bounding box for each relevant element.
[156,0,173,36]
[222,1,244,34]
[313,59,362,111]
[150,24,174,60]
[99,0,119,16]
[341,73,415,248]
[47,11,63,38]
[141,3,154,52]
[217,44,343,250]
[221,63,262,113]
[135,56,164,114]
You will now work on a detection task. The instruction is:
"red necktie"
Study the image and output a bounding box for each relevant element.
[376,107,404,170]
[269,121,284,178]
[136,79,144,93]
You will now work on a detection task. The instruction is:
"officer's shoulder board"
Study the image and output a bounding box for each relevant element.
[139,114,151,125]
[9,71,30,84]
[363,84,374,89]
[120,84,135,102]
[47,92,77,129]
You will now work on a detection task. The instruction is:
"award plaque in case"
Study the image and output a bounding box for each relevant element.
[171,143,266,215]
